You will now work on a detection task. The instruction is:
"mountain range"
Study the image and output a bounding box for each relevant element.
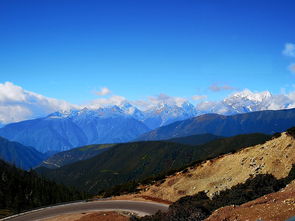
[1,89,295,153]
[0,107,149,152]
[138,108,295,141]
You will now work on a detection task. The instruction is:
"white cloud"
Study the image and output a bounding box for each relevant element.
[192,95,207,101]
[209,83,236,92]
[3,81,295,125]
[133,94,188,111]
[0,82,74,124]
[95,87,111,96]
[288,63,295,74]
[283,43,295,57]
[88,95,127,109]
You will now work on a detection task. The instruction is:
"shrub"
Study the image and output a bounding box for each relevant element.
[287,127,295,138]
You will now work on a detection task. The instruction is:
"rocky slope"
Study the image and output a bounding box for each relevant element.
[134,131,295,202]
[206,180,295,221]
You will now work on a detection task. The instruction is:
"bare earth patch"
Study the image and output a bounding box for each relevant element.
[206,180,295,221]
[111,194,172,205]
[43,211,130,221]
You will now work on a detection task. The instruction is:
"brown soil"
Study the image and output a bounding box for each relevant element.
[112,194,172,205]
[43,211,130,221]
[130,133,295,202]
[206,180,295,221]
[76,211,129,221]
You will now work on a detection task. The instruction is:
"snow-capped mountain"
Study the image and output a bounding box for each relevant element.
[196,89,295,115]
[142,101,197,129]
[2,89,295,153]
[0,107,150,153]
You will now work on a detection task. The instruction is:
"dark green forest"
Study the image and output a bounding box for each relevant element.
[0,159,88,218]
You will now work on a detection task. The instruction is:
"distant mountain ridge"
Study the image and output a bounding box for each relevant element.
[0,108,149,153]
[137,108,295,141]
[1,91,295,153]
[0,136,46,170]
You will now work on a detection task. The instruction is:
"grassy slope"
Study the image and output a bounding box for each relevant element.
[165,134,223,146]
[36,133,270,194]
[39,143,116,169]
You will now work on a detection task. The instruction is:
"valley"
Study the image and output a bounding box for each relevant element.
[1,109,295,221]
[2,2,295,220]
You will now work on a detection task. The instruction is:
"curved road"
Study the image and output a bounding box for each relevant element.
[3,200,169,221]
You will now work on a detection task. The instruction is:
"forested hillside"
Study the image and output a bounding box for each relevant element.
[0,159,87,218]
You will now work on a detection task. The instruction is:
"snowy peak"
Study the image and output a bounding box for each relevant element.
[226,89,272,103]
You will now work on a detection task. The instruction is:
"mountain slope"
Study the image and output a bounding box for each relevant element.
[40,134,222,169]
[135,131,295,202]
[206,180,295,221]
[0,117,87,153]
[36,133,270,194]
[0,108,150,152]
[166,134,223,146]
[0,136,46,170]
[39,143,116,169]
[0,159,86,218]
[137,108,295,141]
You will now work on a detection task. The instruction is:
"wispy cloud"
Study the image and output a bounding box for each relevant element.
[95,87,111,96]
[88,95,126,108]
[191,95,207,101]
[288,63,295,74]
[283,43,295,74]
[283,43,295,57]
[132,93,188,111]
[209,83,236,92]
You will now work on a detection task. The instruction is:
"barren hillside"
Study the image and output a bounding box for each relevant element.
[132,132,295,202]
[206,180,295,221]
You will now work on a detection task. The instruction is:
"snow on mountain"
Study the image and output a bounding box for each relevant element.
[141,101,197,129]
[196,89,295,115]
[0,105,150,152]
[45,90,295,130]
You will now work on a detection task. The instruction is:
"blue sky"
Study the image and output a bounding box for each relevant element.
[1,0,295,104]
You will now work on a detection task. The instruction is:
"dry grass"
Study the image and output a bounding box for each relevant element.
[132,133,295,202]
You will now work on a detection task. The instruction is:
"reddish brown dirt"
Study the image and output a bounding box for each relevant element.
[206,181,295,221]
[111,194,172,205]
[42,211,130,221]
[75,211,129,221]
